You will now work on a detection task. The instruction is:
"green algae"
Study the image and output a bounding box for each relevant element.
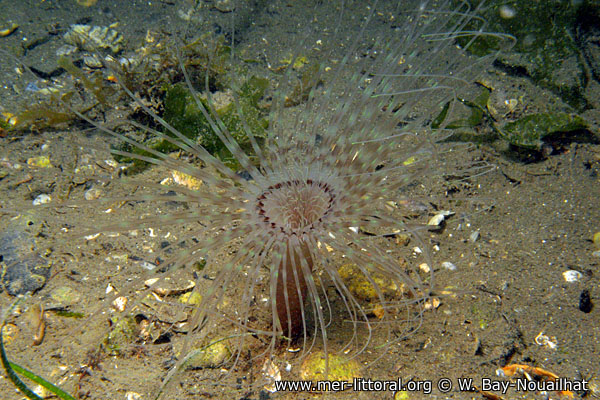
[456,0,588,110]
[497,112,589,149]
[12,58,114,131]
[57,56,112,106]
[14,96,75,131]
[434,84,594,155]
[116,76,269,174]
[104,315,138,355]
[433,86,490,131]
[284,62,322,107]
[163,77,268,154]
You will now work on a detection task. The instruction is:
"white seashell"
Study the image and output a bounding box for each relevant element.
[32,194,51,205]
[428,210,454,226]
[138,260,157,270]
[84,232,100,240]
[441,261,456,271]
[469,231,480,243]
[125,392,142,400]
[562,270,582,282]
[534,331,557,349]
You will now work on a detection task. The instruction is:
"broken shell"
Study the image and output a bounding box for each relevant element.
[427,210,454,227]
[262,359,281,392]
[171,169,202,190]
[562,270,582,282]
[144,277,195,296]
[441,261,457,271]
[137,260,157,270]
[25,304,45,346]
[83,54,104,69]
[84,187,103,200]
[125,392,142,400]
[469,231,480,243]
[534,331,557,349]
[64,24,124,53]
[56,44,78,57]
[0,23,18,37]
[32,194,51,205]
[112,296,128,312]
[144,277,160,287]
[85,232,100,240]
[424,297,441,310]
[214,0,235,12]
[419,263,431,273]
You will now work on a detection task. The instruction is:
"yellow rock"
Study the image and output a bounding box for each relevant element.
[593,231,600,249]
[1,323,19,345]
[171,169,203,190]
[395,390,410,400]
[402,156,416,166]
[76,0,98,7]
[27,156,52,168]
[0,23,18,37]
[338,263,402,302]
[175,339,231,369]
[179,291,202,306]
[300,351,360,382]
[279,54,309,69]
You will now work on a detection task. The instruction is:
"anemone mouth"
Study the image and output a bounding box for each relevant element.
[255,179,336,236]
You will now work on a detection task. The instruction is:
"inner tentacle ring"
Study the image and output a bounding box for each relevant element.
[256,180,336,236]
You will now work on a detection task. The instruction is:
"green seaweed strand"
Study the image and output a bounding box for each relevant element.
[1,302,76,400]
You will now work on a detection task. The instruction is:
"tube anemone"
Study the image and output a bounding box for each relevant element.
[0,0,514,398]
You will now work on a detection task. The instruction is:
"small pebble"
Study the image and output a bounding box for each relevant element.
[25,82,40,92]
